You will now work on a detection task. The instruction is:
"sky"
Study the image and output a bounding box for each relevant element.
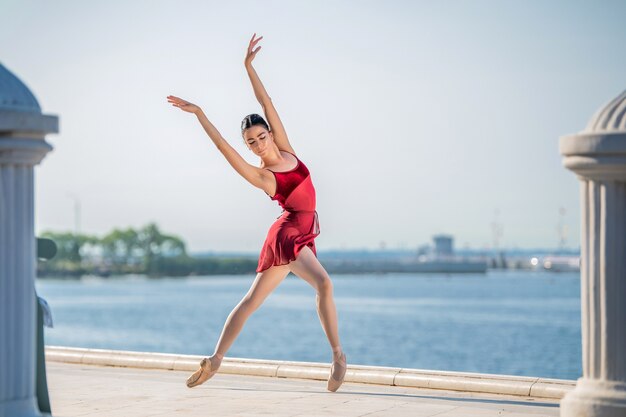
[1,0,625,253]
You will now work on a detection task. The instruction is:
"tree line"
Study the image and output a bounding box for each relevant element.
[37,223,257,278]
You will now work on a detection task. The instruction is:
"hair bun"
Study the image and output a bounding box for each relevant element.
[241,113,270,133]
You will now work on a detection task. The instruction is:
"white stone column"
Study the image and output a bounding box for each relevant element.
[559,90,626,417]
[0,138,53,417]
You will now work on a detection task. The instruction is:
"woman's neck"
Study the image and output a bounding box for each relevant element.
[260,146,284,168]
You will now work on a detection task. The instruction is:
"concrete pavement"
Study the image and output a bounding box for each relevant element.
[47,361,562,417]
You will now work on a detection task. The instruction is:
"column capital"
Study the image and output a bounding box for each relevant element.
[560,89,626,182]
[560,132,626,181]
[0,137,53,165]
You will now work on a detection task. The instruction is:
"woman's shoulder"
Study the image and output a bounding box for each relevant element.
[279,149,297,159]
[261,150,299,173]
[277,142,297,157]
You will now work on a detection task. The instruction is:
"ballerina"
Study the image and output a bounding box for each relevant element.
[166,33,347,392]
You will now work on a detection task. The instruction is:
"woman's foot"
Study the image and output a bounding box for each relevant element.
[186,355,221,388]
[327,351,347,392]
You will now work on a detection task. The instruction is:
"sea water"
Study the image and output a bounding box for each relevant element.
[35,270,581,380]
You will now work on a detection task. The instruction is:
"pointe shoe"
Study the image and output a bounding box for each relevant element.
[186,356,219,388]
[327,352,347,392]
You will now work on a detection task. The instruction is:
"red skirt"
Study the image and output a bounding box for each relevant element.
[257,210,320,272]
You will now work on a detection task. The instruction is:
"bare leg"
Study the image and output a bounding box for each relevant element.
[289,246,342,354]
[212,264,290,363]
[187,265,291,388]
[289,246,346,391]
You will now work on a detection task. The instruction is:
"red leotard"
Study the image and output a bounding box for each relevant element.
[257,151,320,272]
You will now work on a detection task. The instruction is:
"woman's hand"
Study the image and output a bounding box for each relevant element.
[167,95,201,114]
[245,33,263,67]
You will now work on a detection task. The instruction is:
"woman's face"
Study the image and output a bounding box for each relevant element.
[243,125,272,156]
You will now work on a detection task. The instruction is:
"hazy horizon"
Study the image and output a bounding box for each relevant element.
[2,0,625,252]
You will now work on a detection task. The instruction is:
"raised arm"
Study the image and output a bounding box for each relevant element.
[245,34,295,155]
[166,95,273,193]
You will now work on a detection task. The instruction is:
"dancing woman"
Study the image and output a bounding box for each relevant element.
[166,34,347,392]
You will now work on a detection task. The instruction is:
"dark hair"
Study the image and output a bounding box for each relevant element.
[241,113,270,134]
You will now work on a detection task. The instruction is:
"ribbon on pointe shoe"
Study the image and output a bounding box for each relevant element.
[327,351,347,392]
[186,356,219,388]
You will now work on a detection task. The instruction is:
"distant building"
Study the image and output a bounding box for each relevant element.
[433,235,454,257]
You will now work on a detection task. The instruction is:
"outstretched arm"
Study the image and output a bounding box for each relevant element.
[245,34,295,155]
[167,95,273,193]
